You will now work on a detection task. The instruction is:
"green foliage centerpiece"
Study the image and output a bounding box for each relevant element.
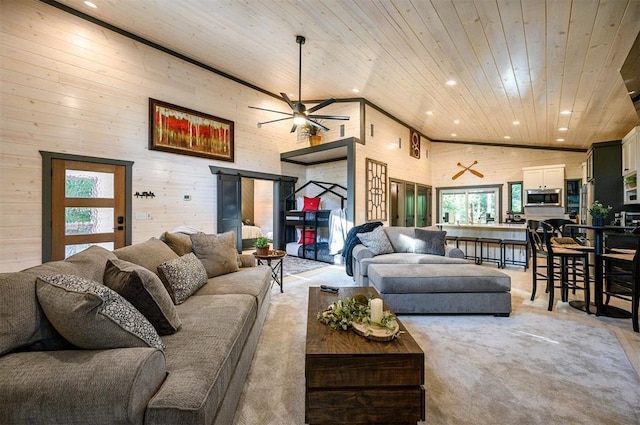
[588,200,612,226]
[317,293,400,340]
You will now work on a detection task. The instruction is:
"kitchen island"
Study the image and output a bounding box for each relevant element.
[436,223,528,268]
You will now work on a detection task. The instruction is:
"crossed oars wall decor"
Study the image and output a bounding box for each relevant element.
[452,161,484,180]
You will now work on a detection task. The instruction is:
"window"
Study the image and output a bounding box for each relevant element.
[438,185,502,224]
[508,182,523,213]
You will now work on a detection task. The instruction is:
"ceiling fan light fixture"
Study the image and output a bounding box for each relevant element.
[293,114,306,125]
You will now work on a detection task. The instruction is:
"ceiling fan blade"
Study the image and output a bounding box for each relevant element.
[248,106,292,116]
[290,123,298,133]
[280,93,296,110]
[308,114,350,121]
[307,119,330,132]
[307,98,335,113]
[257,116,293,128]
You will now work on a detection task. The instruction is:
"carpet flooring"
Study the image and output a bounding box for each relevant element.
[232,264,640,425]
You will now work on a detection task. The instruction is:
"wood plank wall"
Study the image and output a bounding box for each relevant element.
[1,0,591,271]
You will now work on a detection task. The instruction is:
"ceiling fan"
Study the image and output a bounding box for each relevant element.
[249,35,350,133]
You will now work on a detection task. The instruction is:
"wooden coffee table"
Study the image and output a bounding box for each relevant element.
[305,287,425,425]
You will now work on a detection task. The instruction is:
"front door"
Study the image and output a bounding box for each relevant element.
[50,159,127,260]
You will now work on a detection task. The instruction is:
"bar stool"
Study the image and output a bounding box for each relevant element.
[599,237,639,332]
[500,238,529,270]
[477,237,503,268]
[445,235,458,249]
[540,222,591,312]
[456,236,479,264]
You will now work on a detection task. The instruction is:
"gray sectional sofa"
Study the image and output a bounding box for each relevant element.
[351,226,512,315]
[0,232,271,425]
[351,226,467,287]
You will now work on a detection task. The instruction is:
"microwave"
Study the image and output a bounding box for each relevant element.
[525,188,562,207]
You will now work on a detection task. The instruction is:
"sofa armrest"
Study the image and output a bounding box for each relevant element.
[0,347,166,424]
[238,254,256,268]
[352,244,374,262]
[446,246,465,258]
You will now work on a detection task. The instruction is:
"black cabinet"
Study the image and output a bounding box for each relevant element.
[588,141,623,214]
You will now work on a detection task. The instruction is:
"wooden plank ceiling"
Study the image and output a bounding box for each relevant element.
[52,0,640,150]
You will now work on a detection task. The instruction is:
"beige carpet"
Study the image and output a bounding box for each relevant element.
[232,264,640,425]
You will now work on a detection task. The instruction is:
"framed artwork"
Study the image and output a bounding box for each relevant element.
[366,158,387,221]
[410,130,421,159]
[149,98,234,162]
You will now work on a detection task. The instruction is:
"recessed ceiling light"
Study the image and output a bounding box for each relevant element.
[504,136,511,139]
[446,80,457,86]
[453,119,460,124]
[512,120,520,125]
[352,88,359,93]
[84,1,97,8]
[426,111,433,115]
[560,110,572,115]
[558,127,568,131]
[451,133,457,137]
[556,138,565,142]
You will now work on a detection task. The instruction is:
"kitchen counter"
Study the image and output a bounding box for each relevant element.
[436,222,527,241]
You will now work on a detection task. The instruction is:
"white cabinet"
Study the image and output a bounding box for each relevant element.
[622,126,639,204]
[522,165,565,190]
[622,126,639,176]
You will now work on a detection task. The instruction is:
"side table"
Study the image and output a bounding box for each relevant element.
[252,250,286,292]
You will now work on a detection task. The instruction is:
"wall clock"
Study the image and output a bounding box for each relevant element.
[410,130,420,159]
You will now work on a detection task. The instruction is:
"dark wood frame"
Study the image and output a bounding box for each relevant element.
[410,129,421,159]
[366,157,388,221]
[149,98,234,161]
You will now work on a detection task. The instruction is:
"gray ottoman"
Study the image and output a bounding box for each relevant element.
[368,264,511,316]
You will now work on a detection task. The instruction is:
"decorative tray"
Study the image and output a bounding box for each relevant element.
[352,320,400,342]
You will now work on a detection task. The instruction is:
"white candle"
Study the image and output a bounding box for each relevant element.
[370,298,383,324]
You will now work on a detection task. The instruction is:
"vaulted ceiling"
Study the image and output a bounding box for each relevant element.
[51,0,640,150]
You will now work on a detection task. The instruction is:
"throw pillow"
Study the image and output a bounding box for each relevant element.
[103,259,182,335]
[302,196,321,211]
[36,274,164,350]
[161,231,193,256]
[414,228,446,256]
[357,226,394,255]
[298,229,316,244]
[113,237,179,276]
[190,231,240,278]
[157,253,208,304]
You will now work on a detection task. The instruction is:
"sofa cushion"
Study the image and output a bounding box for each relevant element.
[0,246,117,356]
[104,259,182,335]
[0,347,166,425]
[113,237,179,276]
[36,274,165,350]
[161,231,193,256]
[193,265,271,311]
[146,294,257,424]
[414,228,446,256]
[157,253,208,305]
[382,227,416,253]
[357,226,394,255]
[360,253,468,276]
[190,231,240,278]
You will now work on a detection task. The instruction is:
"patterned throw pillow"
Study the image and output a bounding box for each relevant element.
[190,231,240,278]
[413,228,446,256]
[36,275,164,350]
[157,253,208,304]
[104,259,182,335]
[357,226,394,255]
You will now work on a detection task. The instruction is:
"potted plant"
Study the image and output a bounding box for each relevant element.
[254,236,270,255]
[299,121,324,146]
[588,200,613,226]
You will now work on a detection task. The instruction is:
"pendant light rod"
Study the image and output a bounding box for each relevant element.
[296,35,305,102]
